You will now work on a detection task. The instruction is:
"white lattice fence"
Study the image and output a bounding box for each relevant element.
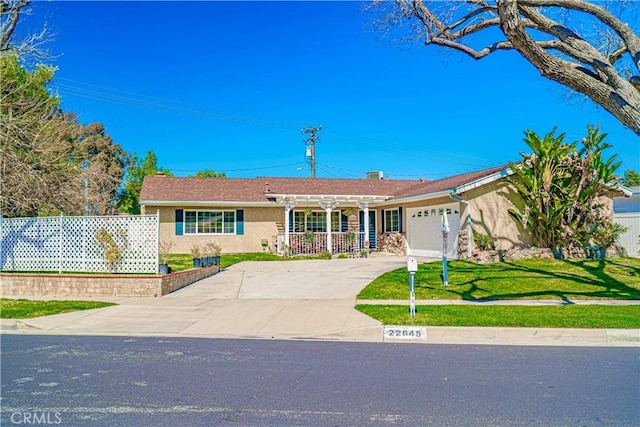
[0,214,159,273]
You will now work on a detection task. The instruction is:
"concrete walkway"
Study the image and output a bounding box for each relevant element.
[2,255,639,347]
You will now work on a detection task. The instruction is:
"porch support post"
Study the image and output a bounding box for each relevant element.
[321,203,335,254]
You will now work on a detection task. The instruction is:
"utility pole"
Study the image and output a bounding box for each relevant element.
[301,125,321,178]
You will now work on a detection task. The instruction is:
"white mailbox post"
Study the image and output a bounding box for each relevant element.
[407,257,418,317]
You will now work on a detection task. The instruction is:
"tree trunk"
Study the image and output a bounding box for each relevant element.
[497,0,640,136]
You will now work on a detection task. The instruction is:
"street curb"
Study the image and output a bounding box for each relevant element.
[2,318,638,347]
[382,326,639,347]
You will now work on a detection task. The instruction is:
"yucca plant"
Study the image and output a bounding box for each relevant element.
[472,230,496,251]
[508,125,621,255]
[591,223,629,249]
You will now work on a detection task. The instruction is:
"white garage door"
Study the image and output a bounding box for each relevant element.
[407,204,460,258]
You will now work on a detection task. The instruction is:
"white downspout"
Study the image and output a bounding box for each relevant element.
[450,193,472,258]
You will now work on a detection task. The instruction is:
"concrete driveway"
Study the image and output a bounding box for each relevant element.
[172,256,408,300]
[3,256,409,341]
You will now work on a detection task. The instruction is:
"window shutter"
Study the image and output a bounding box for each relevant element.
[341,212,348,232]
[236,210,244,235]
[381,209,386,233]
[175,209,183,236]
[289,210,294,232]
[398,207,403,233]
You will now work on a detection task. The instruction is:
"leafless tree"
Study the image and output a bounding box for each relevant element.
[1,1,127,217]
[1,0,52,64]
[0,57,127,217]
[369,0,640,136]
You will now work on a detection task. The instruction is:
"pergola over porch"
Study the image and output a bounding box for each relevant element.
[269,194,391,255]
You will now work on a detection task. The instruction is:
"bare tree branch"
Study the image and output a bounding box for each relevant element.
[1,0,29,51]
[497,0,640,135]
[1,0,53,65]
[431,37,514,59]
[519,0,640,70]
[370,0,640,136]
[519,6,622,83]
[609,45,627,66]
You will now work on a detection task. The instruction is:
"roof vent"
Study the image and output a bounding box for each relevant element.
[265,182,270,192]
[155,172,165,177]
[366,171,384,180]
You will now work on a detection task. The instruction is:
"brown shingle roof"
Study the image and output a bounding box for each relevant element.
[392,165,509,198]
[139,165,510,204]
[140,176,268,203]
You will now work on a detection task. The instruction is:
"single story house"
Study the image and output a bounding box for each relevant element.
[139,165,623,258]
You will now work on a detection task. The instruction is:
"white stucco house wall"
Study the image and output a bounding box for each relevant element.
[614,185,640,256]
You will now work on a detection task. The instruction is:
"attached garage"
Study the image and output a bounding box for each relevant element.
[406,204,460,258]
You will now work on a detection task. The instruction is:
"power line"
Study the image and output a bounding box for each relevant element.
[51,79,307,131]
[314,162,492,180]
[315,164,341,178]
[171,162,307,174]
[323,128,493,168]
[51,78,512,173]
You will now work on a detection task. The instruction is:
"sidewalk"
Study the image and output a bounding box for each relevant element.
[2,311,638,347]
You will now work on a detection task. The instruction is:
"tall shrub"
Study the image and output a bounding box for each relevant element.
[508,126,621,253]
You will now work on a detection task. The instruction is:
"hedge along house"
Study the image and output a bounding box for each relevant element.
[139,165,626,258]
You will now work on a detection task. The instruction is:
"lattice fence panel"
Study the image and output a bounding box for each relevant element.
[0,214,159,274]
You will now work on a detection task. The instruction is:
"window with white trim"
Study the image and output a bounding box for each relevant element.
[185,210,236,234]
[293,211,341,232]
[384,209,400,233]
[331,211,340,231]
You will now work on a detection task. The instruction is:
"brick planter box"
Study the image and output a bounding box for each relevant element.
[0,266,219,298]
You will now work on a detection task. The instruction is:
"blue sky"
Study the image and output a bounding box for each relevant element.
[25,1,640,179]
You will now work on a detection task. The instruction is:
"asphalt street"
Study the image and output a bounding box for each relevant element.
[1,335,639,426]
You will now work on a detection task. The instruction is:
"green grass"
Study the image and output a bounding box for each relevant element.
[0,298,116,319]
[356,304,640,328]
[166,253,199,271]
[357,257,640,301]
[168,252,329,271]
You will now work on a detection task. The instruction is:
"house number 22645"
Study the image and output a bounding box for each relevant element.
[384,327,427,340]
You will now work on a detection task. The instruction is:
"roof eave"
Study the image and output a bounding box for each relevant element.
[139,200,275,207]
[390,189,454,204]
[391,168,514,202]
[610,183,634,197]
[267,194,392,205]
[452,168,514,194]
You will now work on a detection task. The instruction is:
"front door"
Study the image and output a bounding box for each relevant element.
[359,210,377,249]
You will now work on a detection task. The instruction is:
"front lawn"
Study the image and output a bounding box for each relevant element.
[0,298,116,319]
[356,304,640,328]
[357,257,640,301]
[166,252,279,271]
[167,252,327,271]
